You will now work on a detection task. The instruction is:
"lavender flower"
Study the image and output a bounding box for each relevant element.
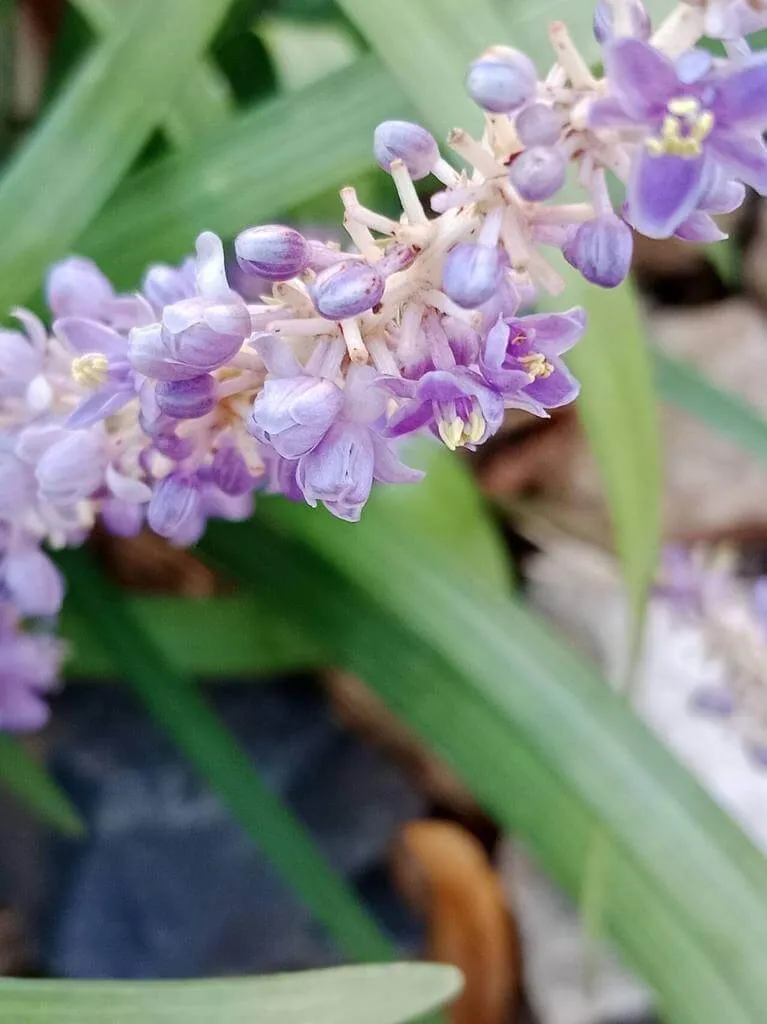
[373,121,440,179]
[563,215,634,287]
[590,38,767,237]
[311,259,385,320]
[0,607,62,732]
[235,225,310,281]
[466,47,537,113]
[0,546,64,617]
[55,318,137,428]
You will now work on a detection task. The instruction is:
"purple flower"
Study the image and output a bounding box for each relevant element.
[0,311,53,413]
[311,259,385,321]
[129,233,250,382]
[100,498,144,538]
[590,38,767,237]
[0,546,64,617]
[563,215,634,288]
[35,430,107,506]
[297,366,422,522]
[55,318,136,428]
[249,335,345,459]
[373,121,440,179]
[142,257,196,310]
[0,605,62,732]
[235,225,309,281]
[147,472,203,543]
[45,256,115,320]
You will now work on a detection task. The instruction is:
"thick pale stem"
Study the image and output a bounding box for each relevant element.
[367,336,400,376]
[341,318,369,365]
[340,186,399,235]
[432,157,461,187]
[343,215,381,262]
[447,128,506,179]
[423,289,483,327]
[390,159,428,225]
[651,2,706,57]
[548,21,595,90]
[270,317,339,337]
[609,0,634,36]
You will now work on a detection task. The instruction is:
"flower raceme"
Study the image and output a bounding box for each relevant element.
[0,0,763,730]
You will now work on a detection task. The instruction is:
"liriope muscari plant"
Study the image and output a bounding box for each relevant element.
[0,0,765,728]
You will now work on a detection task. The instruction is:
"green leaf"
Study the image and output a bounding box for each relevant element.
[56,547,396,964]
[0,0,232,312]
[201,475,767,1023]
[77,56,413,287]
[0,963,462,1023]
[0,735,84,836]
[60,594,324,678]
[74,0,234,146]
[654,348,767,465]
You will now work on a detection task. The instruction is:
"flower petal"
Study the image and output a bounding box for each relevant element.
[587,96,640,130]
[628,150,706,238]
[106,462,153,503]
[384,400,434,438]
[520,307,587,355]
[713,57,767,130]
[524,362,580,408]
[54,317,125,357]
[66,388,134,430]
[603,38,679,121]
[708,132,767,193]
[674,211,727,242]
[371,434,424,485]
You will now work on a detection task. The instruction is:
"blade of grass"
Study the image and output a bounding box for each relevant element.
[0,963,462,1024]
[55,547,396,964]
[0,0,232,312]
[74,0,234,147]
[77,56,413,287]
[0,734,84,835]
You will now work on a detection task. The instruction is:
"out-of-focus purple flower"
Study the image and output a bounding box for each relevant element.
[100,498,144,538]
[563,215,634,287]
[35,430,106,506]
[515,104,562,147]
[0,605,62,732]
[55,318,136,428]
[0,311,53,413]
[593,0,651,43]
[297,366,422,521]
[142,257,196,310]
[0,446,34,517]
[704,0,767,39]
[249,335,345,459]
[0,546,64,617]
[311,259,385,320]
[129,233,250,382]
[655,545,708,616]
[208,446,253,497]
[373,121,440,179]
[509,146,566,202]
[45,256,115,320]
[442,243,505,309]
[147,473,203,542]
[235,225,310,281]
[466,46,537,113]
[590,38,767,237]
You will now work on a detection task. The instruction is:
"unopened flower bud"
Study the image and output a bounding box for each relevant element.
[442,243,505,309]
[373,121,439,180]
[235,225,309,282]
[210,446,252,496]
[466,47,537,113]
[100,498,144,537]
[509,146,566,201]
[147,473,202,540]
[155,374,216,420]
[311,259,385,320]
[515,104,562,147]
[593,0,651,42]
[563,215,634,288]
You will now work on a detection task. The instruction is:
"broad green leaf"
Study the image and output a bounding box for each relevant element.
[202,493,767,1024]
[60,594,324,678]
[0,735,84,836]
[654,349,767,464]
[74,0,234,146]
[56,547,395,964]
[0,0,232,312]
[0,963,462,1023]
[78,56,413,287]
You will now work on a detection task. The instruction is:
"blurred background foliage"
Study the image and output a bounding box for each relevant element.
[2,1,767,1022]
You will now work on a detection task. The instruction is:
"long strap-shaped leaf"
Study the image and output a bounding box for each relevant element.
[0,0,232,312]
[77,56,414,287]
[201,493,767,1024]
[0,735,84,836]
[0,963,461,1024]
[55,548,396,964]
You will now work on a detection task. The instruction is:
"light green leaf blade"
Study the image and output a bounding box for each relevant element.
[0,735,84,836]
[0,963,462,1023]
[60,594,324,678]
[78,56,413,287]
[56,547,395,964]
[75,0,234,147]
[653,348,767,464]
[0,0,232,311]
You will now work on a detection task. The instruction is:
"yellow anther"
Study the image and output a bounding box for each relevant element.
[667,96,700,117]
[661,114,680,141]
[437,417,465,452]
[644,137,665,156]
[466,410,486,444]
[691,110,714,142]
[520,352,554,379]
[71,353,108,388]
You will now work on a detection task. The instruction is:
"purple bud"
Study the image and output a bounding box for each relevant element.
[142,258,196,309]
[593,0,651,42]
[442,244,505,309]
[373,121,439,180]
[235,225,310,282]
[100,498,144,537]
[35,431,105,505]
[2,548,64,617]
[311,259,385,320]
[45,256,114,319]
[210,447,252,497]
[152,432,194,461]
[466,47,537,113]
[515,104,562,147]
[147,474,202,540]
[563,216,633,288]
[155,374,216,420]
[509,146,566,201]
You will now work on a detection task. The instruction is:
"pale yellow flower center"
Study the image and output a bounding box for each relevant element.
[520,352,554,379]
[71,353,109,389]
[645,96,714,159]
[437,410,486,451]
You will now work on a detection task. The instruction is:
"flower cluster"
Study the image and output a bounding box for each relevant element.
[2,0,766,729]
